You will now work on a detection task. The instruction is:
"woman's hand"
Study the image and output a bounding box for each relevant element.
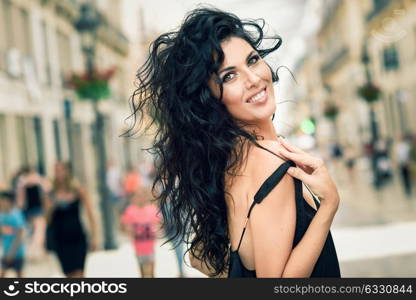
[277,137,340,211]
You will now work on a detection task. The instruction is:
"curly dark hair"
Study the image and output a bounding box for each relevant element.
[127,7,282,276]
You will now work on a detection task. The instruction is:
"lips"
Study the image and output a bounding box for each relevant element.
[246,88,267,104]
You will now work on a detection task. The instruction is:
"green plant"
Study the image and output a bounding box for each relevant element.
[357,82,381,103]
[323,102,339,121]
[67,67,116,101]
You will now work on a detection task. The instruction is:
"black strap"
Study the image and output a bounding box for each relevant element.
[235,160,295,252]
[255,145,318,206]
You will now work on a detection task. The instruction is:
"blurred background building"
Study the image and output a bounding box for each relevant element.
[0,0,140,186]
[293,0,416,160]
[0,0,415,278]
[0,0,153,255]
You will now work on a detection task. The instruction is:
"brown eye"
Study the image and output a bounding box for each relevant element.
[222,72,236,83]
[248,55,260,65]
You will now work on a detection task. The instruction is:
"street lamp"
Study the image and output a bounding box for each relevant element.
[75,3,100,75]
[75,2,117,250]
[360,43,382,188]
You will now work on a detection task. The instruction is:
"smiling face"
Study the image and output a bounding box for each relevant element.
[208,37,276,125]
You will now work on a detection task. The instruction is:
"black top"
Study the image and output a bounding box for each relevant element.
[50,195,86,243]
[24,184,43,210]
[228,160,341,278]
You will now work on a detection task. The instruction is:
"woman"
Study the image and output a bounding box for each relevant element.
[45,162,98,277]
[129,7,341,277]
[16,166,47,259]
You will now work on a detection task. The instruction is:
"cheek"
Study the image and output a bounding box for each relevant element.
[221,86,246,116]
[259,63,273,82]
[222,88,243,106]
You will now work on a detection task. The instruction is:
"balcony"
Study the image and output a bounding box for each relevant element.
[367,0,392,22]
[97,18,129,56]
[54,0,78,21]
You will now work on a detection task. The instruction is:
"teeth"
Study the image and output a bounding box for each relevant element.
[249,90,265,103]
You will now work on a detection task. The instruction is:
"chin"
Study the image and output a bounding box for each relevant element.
[264,102,276,119]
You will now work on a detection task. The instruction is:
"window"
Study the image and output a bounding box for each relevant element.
[57,30,72,84]
[414,26,416,58]
[33,116,45,175]
[383,45,399,71]
[19,7,32,57]
[53,119,62,161]
[42,21,52,85]
[16,116,29,167]
[3,0,14,49]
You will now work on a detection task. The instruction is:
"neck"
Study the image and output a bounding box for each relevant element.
[245,119,278,141]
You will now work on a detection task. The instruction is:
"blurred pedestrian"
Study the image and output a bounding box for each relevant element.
[139,160,154,188]
[106,160,123,215]
[44,161,98,278]
[343,144,357,184]
[121,187,160,278]
[15,166,48,260]
[122,164,142,209]
[396,135,413,196]
[330,142,343,160]
[10,167,28,203]
[409,134,416,180]
[374,139,393,188]
[0,191,26,278]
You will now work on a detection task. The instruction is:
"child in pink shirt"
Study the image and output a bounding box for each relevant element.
[122,187,160,277]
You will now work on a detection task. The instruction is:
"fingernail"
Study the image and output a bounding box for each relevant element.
[287,167,294,174]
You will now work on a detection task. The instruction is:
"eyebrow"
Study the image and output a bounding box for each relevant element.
[217,50,257,75]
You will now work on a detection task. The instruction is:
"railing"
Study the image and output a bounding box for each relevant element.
[320,47,348,74]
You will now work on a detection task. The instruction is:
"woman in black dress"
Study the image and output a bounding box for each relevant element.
[16,167,48,259]
[128,7,341,277]
[45,162,98,277]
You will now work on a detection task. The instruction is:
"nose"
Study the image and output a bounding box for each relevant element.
[244,68,261,89]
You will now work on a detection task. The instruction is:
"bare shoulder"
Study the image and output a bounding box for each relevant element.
[245,141,296,276]
[243,140,289,197]
[246,140,285,177]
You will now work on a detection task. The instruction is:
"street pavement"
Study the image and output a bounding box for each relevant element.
[14,159,416,278]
